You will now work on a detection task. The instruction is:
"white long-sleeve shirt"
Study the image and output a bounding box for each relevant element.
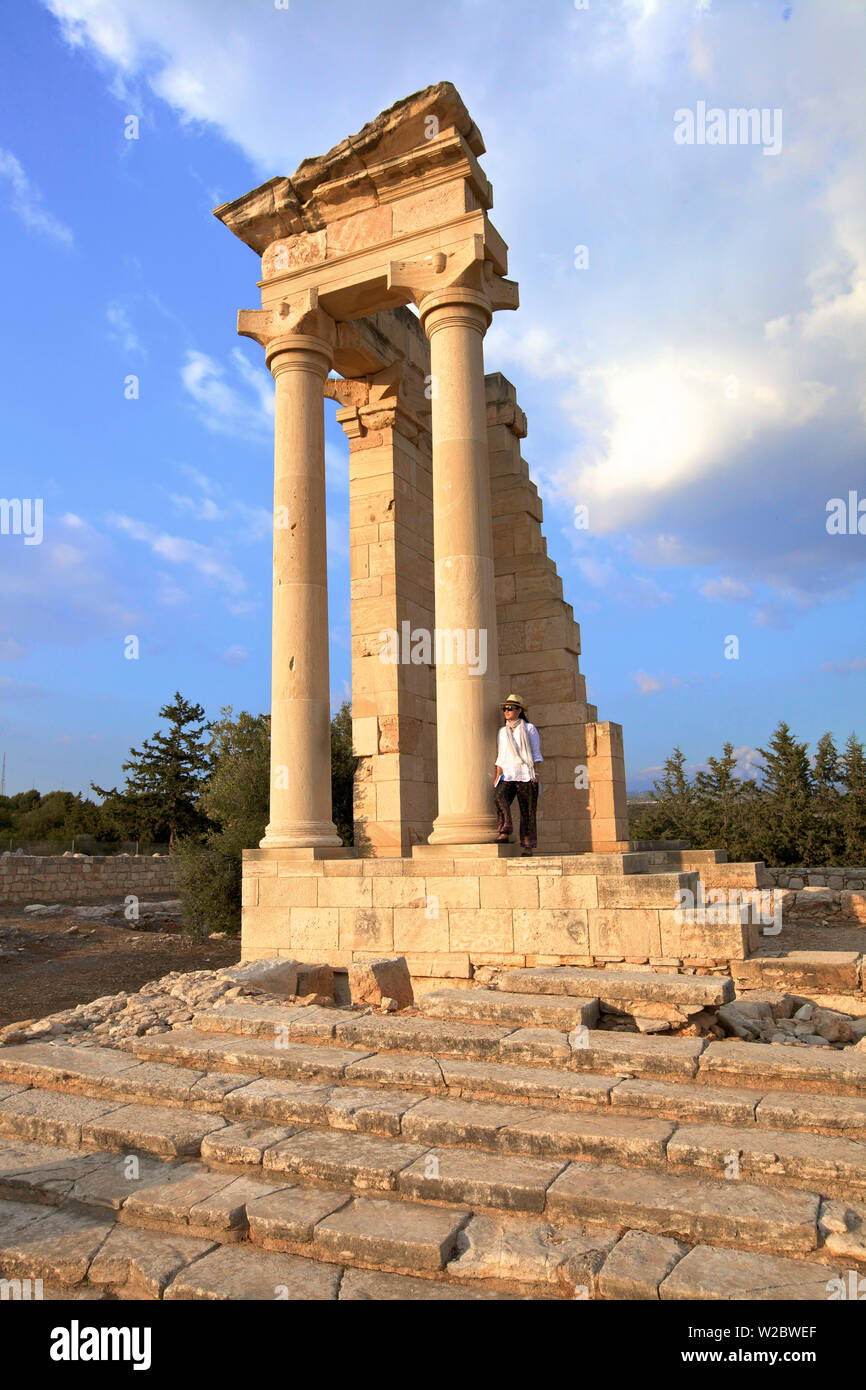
[496,720,543,783]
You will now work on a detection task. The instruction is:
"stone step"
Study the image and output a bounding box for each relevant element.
[8,1032,866,1150]
[666,1123,866,1201]
[545,1160,820,1255]
[495,966,734,1010]
[0,1088,227,1158]
[733,951,864,1000]
[698,1039,866,1096]
[418,988,600,1030]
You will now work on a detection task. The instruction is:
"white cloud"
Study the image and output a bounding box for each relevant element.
[218,644,249,666]
[107,513,246,594]
[631,669,663,695]
[106,300,145,356]
[180,349,272,438]
[0,147,73,245]
[699,576,752,601]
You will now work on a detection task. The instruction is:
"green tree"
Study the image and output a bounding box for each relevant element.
[175,704,355,936]
[839,733,866,862]
[330,701,356,848]
[755,722,813,864]
[693,742,744,857]
[810,731,844,863]
[93,693,211,847]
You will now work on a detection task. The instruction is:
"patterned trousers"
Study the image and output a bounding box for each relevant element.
[494,779,539,849]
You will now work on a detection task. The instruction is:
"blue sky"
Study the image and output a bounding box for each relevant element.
[0,0,863,798]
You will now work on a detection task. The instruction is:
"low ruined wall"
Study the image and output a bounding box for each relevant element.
[691,860,866,924]
[0,854,177,906]
[762,866,866,890]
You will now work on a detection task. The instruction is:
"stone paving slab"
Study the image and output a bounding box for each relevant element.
[0,1090,123,1148]
[224,1076,333,1127]
[497,967,734,1008]
[192,1001,351,1041]
[569,1032,705,1079]
[401,1096,529,1148]
[699,1039,866,1094]
[247,1185,350,1245]
[756,1089,866,1137]
[497,1028,572,1065]
[0,1198,115,1284]
[439,1058,616,1108]
[420,988,600,1031]
[187,1175,290,1234]
[121,1163,238,1227]
[0,1044,142,1088]
[313,1196,468,1271]
[0,1140,115,1203]
[546,1161,820,1253]
[667,1123,866,1198]
[263,1130,428,1190]
[200,1122,295,1167]
[609,1078,760,1126]
[87,1224,216,1298]
[597,1230,688,1300]
[337,1266,516,1300]
[447,1212,618,1291]
[503,1109,675,1166]
[134,1031,371,1081]
[659,1244,845,1300]
[163,1243,342,1300]
[335,1014,515,1060]
[343,1052,446,1088]
[323,1086,423,1137]
[81,1104,227,1158]
[398,1148,565,1214]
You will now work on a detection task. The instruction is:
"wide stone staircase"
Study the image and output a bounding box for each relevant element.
[1,964,865,1300]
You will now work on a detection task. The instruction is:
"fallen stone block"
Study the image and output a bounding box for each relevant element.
[347,956,413,1009]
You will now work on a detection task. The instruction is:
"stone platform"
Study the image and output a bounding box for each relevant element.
[241,847,761,993]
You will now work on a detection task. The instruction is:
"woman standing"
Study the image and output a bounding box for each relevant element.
[493,692,543,856]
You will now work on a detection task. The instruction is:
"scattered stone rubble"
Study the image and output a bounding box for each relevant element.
[0,956,412,1049]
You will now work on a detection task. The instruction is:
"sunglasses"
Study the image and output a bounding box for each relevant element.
[502,705,519,711]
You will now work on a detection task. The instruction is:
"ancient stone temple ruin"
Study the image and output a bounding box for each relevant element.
[217,84,759,990]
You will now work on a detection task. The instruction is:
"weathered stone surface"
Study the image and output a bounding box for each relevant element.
[400,1096,524,1148]
[200,1121,294,1166]
[756,1090,866,1137]
[220,958,300,996]
[597,1230,688,1299]
[504,1110,675,1165]
[121,1163,237,1226]
[336,1013,511,1059]
[0,1090,122,1148]
[0,1043,141,1087]
[314,1196,467,1270]
[0,1140,115,1203]
[323,1086,422,1137]
[164,1244,342,1299]
[447,1213,617,1290]
[187,1175,290,1233]
[498,1028,571,1065]
[568,1032,705,1079]
[88,1224,215,1297]
[610,1078,759,1126]
[347,957,414,1009]
[263,1130,427,1190]
[345,1051,446,1088]
[818,1197,866,1260]
[660,1244,844,1300]
[338,1267,512,1300]
[247,1185,348,1245]
[668,1123,866,1198]
[0,1199,115,1285]
[398,1148,565,1213]
[546,1161,820,1252]
[420,988,599,1031]
[699,1039,866,1094]
[82,1104,226,1158]
[497,967,733,1008]
[439,1057,616,1107]
[224,1076,333,1126]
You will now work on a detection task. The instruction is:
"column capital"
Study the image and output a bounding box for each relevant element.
[385,235,518,326]
[237,287,335,373]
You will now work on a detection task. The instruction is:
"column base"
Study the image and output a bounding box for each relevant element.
[259,821,344,851]
[428,813,500,846]
[412,842,520,860]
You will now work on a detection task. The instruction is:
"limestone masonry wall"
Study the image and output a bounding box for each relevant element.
[0,855,176,906]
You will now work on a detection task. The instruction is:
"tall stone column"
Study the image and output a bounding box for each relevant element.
[420,287,502,844]
[239,294,342,849]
